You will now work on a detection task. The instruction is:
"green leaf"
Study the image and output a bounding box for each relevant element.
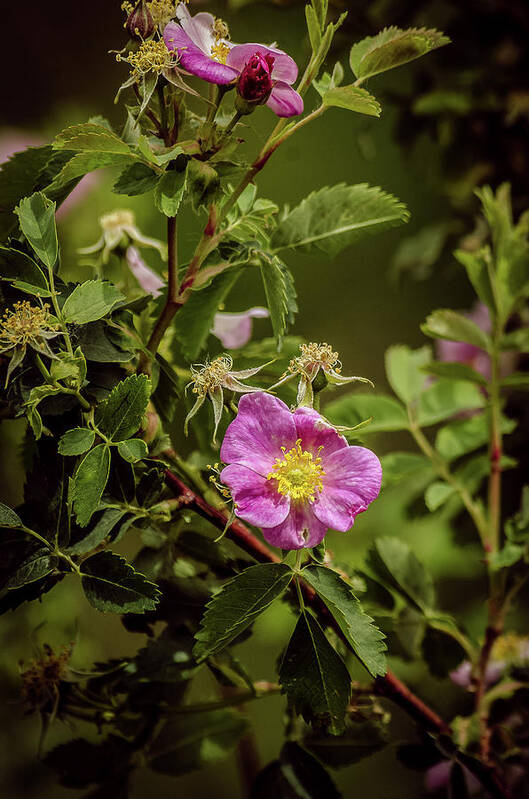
[14,192,58,268]
[424,481,455,511]
[421,625,467,678]
[194,563,293,661]
[75,320,134,363]
[501,372,529,390]
[0,502,23,527]
[271,183,409,257]
[303,565,387,677]
[322,86,381,116]
[113,162,159,196]
[149,709,248,775]
[305,5,322,50]
[62,280,124,324]
[117,438,148,463]
[279,610,351,735]
[367,537,435,612]
[154,169,187,216]
[73,444,111,527]
[417,380,486,426]
[47,152,134,193]
[67,509,128,556]
[380,452,432,488]
[98,374,151,442]
[385,344,431,403]
[422,360,488,386]
[454,248,495,311]
[0,246,48,290]
[0,145,53,219]
[81,551,160,613]
[501,327,529,353]
[325,393,408,433]
[435,414,515,462]
[489,542,524,571]
[349,27,449,80]
[252,742,341,799]
[258,252,297,346]
[58,428,96,456]
[54,123,133,155]
[421,309,491,351]
[7,549,57,590]
[172,269,241,361]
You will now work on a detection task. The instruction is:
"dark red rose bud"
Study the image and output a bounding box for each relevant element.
[126,0,155,40]
[236,53,275,111]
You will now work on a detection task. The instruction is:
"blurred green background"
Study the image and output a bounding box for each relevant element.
[1,0,526,796]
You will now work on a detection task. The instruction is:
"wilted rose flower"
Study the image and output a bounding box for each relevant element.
[79,210,167,264]
[210,307,269,349]
[220,393,382,550]
[163,7,303,117]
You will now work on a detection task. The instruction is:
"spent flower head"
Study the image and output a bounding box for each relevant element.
[0,301,60,385]
[185,354,267,442]
[273,341,373,406]
[79,209,167,264]
[117,38,178,78]
[19,643,72,714]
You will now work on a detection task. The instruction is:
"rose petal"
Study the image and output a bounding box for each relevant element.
[221,463,290,527]
[312,446,382,531]
[126,246,164,297]
[220,392,297,474]
[293,407,348,458]
[266,82,304,117]
[227,44,298,83]
[164,23,238,85]
[211,307,270,349]
[174,7,216,54]
[263,503,327,550]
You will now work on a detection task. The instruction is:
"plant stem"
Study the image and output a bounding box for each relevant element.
[46,265,74,356]
[408,414,489,543]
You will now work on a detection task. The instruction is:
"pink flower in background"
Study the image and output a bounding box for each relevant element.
[450,634,529,690]
[220,393,382,550]
[126,246,165,297]
[0,129,99,220]
[211,307,269,349]
[436,302,493,379]
[163,7,303,117]
[425,761,480,794]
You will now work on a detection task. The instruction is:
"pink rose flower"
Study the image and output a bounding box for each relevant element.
[163,7,303,117]
[220,393,382,550]
[210,307,269,349]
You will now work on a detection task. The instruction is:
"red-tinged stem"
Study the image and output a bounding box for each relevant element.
[164,469,509,797]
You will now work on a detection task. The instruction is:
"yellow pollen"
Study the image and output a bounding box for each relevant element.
[491,633,529,662]
[191,355,232,396]
[148,0,178,28]
[120,39,175,77]
[287,341,341,377]
[0,301,56,350]
[211,41,231,64]
[267,439,325,502]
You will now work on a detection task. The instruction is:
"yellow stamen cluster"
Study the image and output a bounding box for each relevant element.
[491,633,529,663]
[0,302,56,350]
[288,342,341,377]
[267,439,325,502]
[118,39,175,77]
[148,0,177,28]
[121,1,134,14]
[19,644,72,712]
[210,17,231,64]
[191,355,232,396]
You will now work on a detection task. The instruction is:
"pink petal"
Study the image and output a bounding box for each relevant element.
[293,407,348,458]
[263,503,327,550]
[221,463,290,527]
[211,307,269,349]
[226,44,299,84]
[220,392,297,475]
[312,446,382,532]
[164,23,238,85]
[174,7,216,53]
[126,246,164,297]
[266,82,304,117]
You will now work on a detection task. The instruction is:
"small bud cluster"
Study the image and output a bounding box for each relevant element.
[0,301,57,351]
[19,644,72,713]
